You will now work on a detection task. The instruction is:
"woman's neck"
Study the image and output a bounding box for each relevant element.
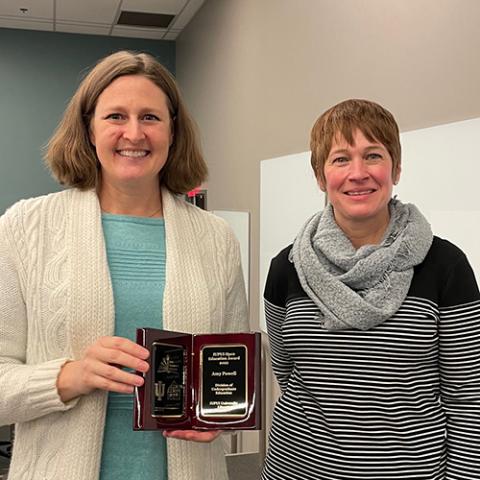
[98,181,163,217]
[335,213,390,249]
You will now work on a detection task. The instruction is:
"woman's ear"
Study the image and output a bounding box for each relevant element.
[317,175,326,192]
[169,116,175,146]
[393,163,401,185]
[89,122,96,147]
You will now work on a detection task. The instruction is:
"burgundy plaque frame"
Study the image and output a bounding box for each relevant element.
[133,328,261,430]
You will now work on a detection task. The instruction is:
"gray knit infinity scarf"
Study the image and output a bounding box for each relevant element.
[290,198,433,330]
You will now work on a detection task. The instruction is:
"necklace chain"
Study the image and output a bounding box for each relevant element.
[147,206,162,217]
[102,205,162,217]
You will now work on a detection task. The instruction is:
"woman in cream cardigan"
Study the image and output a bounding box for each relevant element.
[0,51,248,480]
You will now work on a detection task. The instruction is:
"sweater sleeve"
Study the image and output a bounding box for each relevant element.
[264,251,294,392]
[223,226,249,333]
[438,250,480,478]
[0,208,77,426]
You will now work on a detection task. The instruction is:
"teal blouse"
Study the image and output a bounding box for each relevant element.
[100,213,167,480]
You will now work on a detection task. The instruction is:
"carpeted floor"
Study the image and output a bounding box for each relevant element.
[0,432,264,480]
[226,452,263,480]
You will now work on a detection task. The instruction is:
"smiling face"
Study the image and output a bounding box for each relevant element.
[319,129,400,233]
[90,74,173,192]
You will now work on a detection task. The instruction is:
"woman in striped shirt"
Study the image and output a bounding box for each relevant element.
[262,99,480,479]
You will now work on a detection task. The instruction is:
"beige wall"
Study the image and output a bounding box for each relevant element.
[177,0,480,328]
[176,0,480,452]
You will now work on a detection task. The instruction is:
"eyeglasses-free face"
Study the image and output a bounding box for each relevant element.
[319,128,400,236]
[90,74,173,192]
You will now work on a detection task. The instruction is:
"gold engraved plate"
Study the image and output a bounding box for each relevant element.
[199,344,248,418]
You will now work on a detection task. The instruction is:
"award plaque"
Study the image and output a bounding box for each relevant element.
[133,328,261,430]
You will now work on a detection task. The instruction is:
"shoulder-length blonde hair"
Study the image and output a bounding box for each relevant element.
[45,50,207,194]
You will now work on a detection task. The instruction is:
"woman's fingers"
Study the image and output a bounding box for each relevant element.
[57,336,150,401]
[163,430,222,443]
[85,336,150,372]
[81,336,150,392]
[83,358,145,390]
[99,336,150,360]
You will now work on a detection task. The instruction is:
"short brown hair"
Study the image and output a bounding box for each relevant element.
[310,99,401,184]
[45,50,207,194]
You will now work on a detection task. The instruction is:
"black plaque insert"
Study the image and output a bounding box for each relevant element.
[151,342,186,418]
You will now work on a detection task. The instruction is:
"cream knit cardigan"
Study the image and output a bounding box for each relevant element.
[0,188,248,480]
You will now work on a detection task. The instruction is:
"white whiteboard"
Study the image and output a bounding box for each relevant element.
[213,210,250,301]
[259,153,325,331]
[260,117,480,331]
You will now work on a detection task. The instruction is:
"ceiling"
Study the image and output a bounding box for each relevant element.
[0,0,204,40]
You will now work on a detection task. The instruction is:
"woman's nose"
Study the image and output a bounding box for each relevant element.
[122,119,145,142]
[348,158,369,180]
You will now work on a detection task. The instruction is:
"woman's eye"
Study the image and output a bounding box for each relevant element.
[366,152,382,160]
[105,113,123,120]
[143,114,160,121]
[332,157,349,164]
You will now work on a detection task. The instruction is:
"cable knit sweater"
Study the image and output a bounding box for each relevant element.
[0,188,248,480]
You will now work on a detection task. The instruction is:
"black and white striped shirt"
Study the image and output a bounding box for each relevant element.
[262,237,480,480]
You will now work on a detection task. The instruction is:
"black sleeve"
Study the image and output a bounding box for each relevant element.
[264,246,295,392]
[440,248,480,308]
[436,242,480,476]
